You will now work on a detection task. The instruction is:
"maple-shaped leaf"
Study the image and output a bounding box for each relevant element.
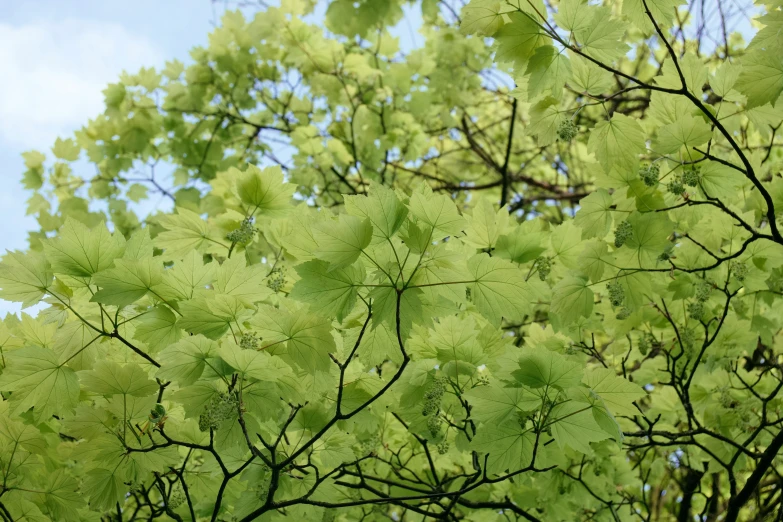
[314,214,373,269]
[290,260,365,322]
[584,367,646,416]
[344,184,408,243]
[91,257,164,307]
[156,335,219,386]
[155,207,224,260]
[514,348,583,390]
[460,0,503,36]
[468,253,538,326]
[588,114,646,174]
[235,164,296,216]
[550,275,594,325]
[253,304,337,373]
[471,423,536,475]
[548,401,610,453]
[0,250,53,308]
[0,347,80,421]
[43,218,125,278]
[80,361,158,397]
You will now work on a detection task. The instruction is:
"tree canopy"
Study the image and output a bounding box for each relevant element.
[1,0,783,521]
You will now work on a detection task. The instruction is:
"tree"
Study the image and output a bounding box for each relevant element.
[1,0,782,520]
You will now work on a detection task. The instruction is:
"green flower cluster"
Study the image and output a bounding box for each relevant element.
[198,392,238,432]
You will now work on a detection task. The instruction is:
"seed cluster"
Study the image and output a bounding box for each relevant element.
[198,392,238,432]
[168,485,186,509]
[639,163,660,187]
[534,256,551,280]
[557,119,578,142]
[688,281,712,320]
[682,167,700,187]
[226,217,256,244]
[266,267,287,293]
[606,281,625,307]
[614,221,633,248]
[731,261,748,282]
[668,177,685,196]
[240,332,259,350]
[422,378,446,438]
[421,378,446,417]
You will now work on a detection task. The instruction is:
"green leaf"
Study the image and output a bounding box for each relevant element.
[235,164,296,217]
[494,223,547,264]
[172,381,224,418]
[470,423,535,475]
[711,62,742,98]
[408,186,466,237]
[736,51,783,108]
[615,212,673,269]
[464,198,510,250]
[460,0,503,36]
[123,229,154,260]
[527,96,564,145]
[550,275,594,325]
[81,468,125,512]
[314,214,373,269]
[290,260,364,322]
[548,401,610,453]
[0,347,80,420]
[513,348,583,390]
[553,0,592,33]
[622,0,683,31]
[358,322,401,367]
[653,114,712,154]
[573,7,629,62]
[91,258,164,307]
[580,241,611,282]
[155,207,223,260]
[569,52,613,95]
[574,189,613,238]
[368,286,423,340]
[37,470,83,522]
[588,114,646,174]
[52,138,80,161]
[344,184,408,243]
[655,54,708,93]
[213,255,272,306]
[43,218,125,277]
[152,250,215,301]
[584,367,646,416]
[132,305,181,352]
[468,253,537,326]
[549,221,584,269]
[525,45,572,100]
[0,251,53,307]
[493,12,548,67]
[465,384,539,425]
[156,335,218,385]
[253,305,337,373]
[80,361,158,397]
[218,340,292,381]
[177,295,248,339]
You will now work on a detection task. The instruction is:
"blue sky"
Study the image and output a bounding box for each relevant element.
[0,1,218,316]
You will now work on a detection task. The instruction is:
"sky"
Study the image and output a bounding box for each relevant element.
[0,1,219,316]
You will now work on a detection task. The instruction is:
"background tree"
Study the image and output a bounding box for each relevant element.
[1,0,783,521]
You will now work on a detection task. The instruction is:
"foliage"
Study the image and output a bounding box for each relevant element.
[1,0,783,521]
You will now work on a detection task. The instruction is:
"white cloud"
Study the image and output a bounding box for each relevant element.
[0,18,163,149]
